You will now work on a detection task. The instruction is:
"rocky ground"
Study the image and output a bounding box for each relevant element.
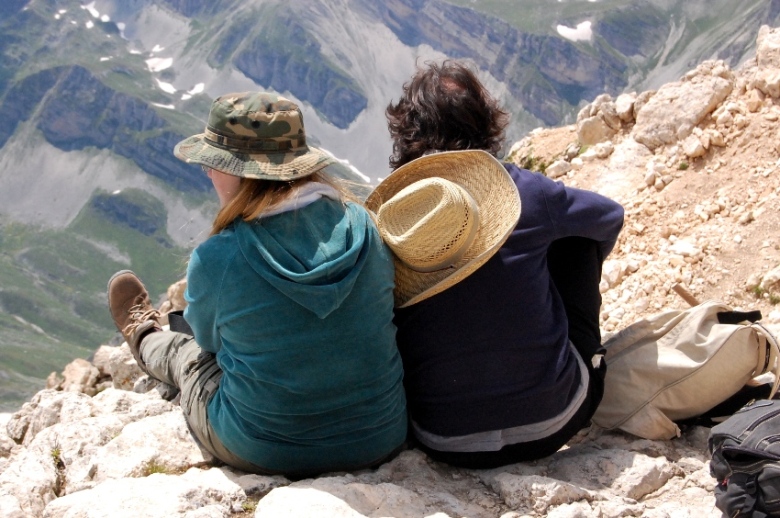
[3,24,780,518]
[0,356,720,518]
[508,27,780,338]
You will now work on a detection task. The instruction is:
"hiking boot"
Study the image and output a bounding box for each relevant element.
[107,270,161,375]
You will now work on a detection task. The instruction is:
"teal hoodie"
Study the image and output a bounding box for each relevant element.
[184,198,407,475]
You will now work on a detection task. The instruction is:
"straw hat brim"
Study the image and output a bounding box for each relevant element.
[174,134,336,181]
[366,150,521,308]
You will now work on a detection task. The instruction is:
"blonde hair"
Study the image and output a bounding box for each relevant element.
[210,171,356,235]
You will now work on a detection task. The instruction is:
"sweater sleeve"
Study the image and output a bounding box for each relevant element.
[183,236,235,354]
[536,173,625,258]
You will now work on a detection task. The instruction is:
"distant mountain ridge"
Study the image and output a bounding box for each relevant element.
[5,1,778,181]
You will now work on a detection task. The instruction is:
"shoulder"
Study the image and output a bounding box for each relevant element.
[501,161,563,210]
[194,224,237,252]
[502,162,555,192]
[189,225,240,273]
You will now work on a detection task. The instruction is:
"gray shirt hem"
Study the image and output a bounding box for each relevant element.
[412,343,589,452]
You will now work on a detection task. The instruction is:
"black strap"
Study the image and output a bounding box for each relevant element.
[168,310,194,336]
[717,310,763,325]
[742,475,769,518]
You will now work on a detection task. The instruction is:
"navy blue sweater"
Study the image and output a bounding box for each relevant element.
[393,163,624,436]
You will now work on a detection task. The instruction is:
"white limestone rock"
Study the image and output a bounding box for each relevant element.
[488,474,593,516]
[602,260,624,289]
[255,486,367,518]
[0,449,57,517]
[644,169,657,187]
[632,90,655,120]
[546,160,573,179]
[108,343,145,391]
[633,61,734,150]
[90,387,175,422]
[0,414,15,460]
[546,501,598,518]
[91,346,115,377]
[682,134,706,158]
[61,359,100,397]
[600,101,622,131]
[0,491,26,518]
[754,70,780,99]
[615,92,636,122]
[88,411,214,484]
[300,478,430,517]
[577,116,616,146]
[751,27,780,99]
[760,265,780,291]
[43,468,245,518]
[6,390,95,447]
[669,240,702,258]
[757,25,780,70]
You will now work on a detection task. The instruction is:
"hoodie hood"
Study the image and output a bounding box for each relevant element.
[234,198,373,319]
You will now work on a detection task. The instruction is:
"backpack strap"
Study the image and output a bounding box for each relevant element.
[718,310,763,325]
[752,322,780,399]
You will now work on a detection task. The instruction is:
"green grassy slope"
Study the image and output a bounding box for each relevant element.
[0,191,192,412]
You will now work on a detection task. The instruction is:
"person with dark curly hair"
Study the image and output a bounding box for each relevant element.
[369,61,625,468]
[386,60,508,169]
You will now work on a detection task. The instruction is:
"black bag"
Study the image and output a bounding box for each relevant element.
[708,399,780,517]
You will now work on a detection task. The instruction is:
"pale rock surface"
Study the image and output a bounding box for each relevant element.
[44,468,245,518]
[756,26,780,69]
[545,160,572,179]
[255,487,368,518]
[0,379,725,517]
[91,345,114,377]
[614,92,636,122]
[60,359,100,396]
[108,342,145,390]
[753,26,780,99]
[682,134,706,158]
[760,264,780,291]
[632,60,734,150]
[0,413,15,458]
[577,116,615,146]
[87,411,214,483]
[580,141,614,162]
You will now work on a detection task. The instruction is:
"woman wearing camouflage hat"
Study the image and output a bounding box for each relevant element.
[106,92,407,477]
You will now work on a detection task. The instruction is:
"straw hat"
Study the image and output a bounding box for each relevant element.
[366,150,521,307]
[174,91,335,180]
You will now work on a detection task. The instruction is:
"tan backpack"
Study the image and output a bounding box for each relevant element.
[592,300,780,440]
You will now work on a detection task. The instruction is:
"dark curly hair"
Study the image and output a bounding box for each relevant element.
[386,60,509,170]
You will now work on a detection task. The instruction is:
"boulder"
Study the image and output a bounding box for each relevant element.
[633,61,734,150]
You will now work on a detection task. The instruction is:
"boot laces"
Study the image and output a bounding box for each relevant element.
[123,303,161,338]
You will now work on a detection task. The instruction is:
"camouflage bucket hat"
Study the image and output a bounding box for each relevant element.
[174,92,336,180]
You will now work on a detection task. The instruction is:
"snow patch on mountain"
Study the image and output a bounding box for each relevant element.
[557,21,593,42]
